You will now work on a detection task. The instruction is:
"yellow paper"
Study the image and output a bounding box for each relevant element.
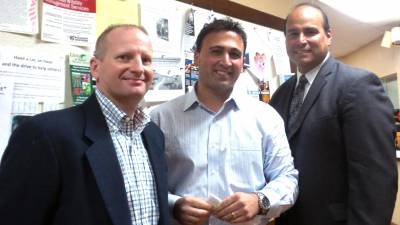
[96,0,139,37]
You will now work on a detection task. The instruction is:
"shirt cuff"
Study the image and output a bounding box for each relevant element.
[262,189,282,219]
[168,193,182,214]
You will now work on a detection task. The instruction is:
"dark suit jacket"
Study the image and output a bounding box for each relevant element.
[0,95,169,225]
[269,56,398,225]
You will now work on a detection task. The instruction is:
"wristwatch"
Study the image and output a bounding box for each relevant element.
[256,192,270,215]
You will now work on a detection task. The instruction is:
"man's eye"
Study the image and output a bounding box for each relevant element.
[230,52,242,59]
[304,29,319,36]
[117,55,131,61]
[210,49,223,55]
[142,57,152,65]
[287,31,298,38]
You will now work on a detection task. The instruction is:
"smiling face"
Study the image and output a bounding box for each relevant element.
[90,27,153,112]
[194,31,244,96]
[285,5,332,73]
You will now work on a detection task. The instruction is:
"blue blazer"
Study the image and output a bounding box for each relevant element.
[0,94,169,225]
[270,56,397,225]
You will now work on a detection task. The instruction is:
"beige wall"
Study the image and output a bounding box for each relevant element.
[339,37,400,78]
[229,0,291,18]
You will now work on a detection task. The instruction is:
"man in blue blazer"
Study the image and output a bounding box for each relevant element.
[0,24,169,225]
[269,3,398,225]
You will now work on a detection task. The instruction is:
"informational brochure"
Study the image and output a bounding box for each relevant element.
[0,0,38,34]
[139,0,182,58]
[145,58,185,102]
[0,47,65,115]
[69,53,93,105]
[41,0,96,47]
[0,79,14,158]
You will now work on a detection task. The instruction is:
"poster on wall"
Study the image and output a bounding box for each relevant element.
[144,58,185,102]
[0,79,14,158]
[41,0,96,47]
[69,53,94,105]
[139,0,183,58]
[0,0,38,34]
[269,28,292,76]
[0,47,65,115]
[0,47,65,158]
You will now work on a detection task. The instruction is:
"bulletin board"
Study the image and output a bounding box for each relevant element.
[0,0,291,158]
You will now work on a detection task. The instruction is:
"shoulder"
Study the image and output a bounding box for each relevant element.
[16,105,85,137]
[150,94,187,120]
[236,96,283,122]
[332,58,376,81]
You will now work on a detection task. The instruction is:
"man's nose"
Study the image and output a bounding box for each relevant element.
[220,52,232,66]
[130,57,144,73]
[298,33,307,43]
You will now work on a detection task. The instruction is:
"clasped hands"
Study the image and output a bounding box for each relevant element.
[173,192,259,225]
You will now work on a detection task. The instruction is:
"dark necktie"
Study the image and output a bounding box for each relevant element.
[288,75,308,131]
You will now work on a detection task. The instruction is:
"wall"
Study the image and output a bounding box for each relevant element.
[340,37,400,78]
[229,0,290,18]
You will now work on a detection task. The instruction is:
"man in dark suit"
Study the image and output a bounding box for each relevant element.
[269,3,398,225]
[0,24,169,225]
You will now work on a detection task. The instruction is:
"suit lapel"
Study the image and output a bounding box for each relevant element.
[82,95,131,225]
[141,124,163,196]
[288,57,335,139]
[141,123,168,225]
[281,76,298,130]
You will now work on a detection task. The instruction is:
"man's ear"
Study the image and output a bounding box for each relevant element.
[242,56,246,72]
[90,57,100,81]
[326,29,332,46]
[193,51,200,66]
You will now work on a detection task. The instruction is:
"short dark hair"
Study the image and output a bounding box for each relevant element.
[194,18,247,53]
[284,3,330,35]
[94,24,148,59]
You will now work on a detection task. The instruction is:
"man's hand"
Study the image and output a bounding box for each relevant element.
[213,192,259,223]
[173,196,213,225]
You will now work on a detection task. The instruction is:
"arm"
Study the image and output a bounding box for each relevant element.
[215,107,298,222]
[260,107,299,219]
[341,72,397,225]
[0,119,60,225]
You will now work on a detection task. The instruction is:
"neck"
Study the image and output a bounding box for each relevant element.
[100,91,140,117]
[196,84,231,113]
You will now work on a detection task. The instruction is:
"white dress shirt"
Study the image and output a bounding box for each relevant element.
[151,87,298,225]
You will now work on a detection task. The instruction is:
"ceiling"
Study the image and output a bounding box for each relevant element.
[291,0,400,57]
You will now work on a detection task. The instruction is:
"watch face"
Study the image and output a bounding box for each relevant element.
[262,196,269,207]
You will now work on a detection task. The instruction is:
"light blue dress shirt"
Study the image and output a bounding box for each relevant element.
[151,88,298,225]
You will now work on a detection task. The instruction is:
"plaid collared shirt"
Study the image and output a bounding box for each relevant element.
[96,90,159,225]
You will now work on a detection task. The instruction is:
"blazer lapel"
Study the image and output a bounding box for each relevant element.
[82,95,131,225]
[281,76,298,131]
[288,57,334,139]
[141,123,168,225]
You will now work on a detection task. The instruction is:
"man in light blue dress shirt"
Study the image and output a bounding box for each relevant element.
[151,18,298,225]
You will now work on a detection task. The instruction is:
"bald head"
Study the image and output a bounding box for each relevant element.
[285,3,330,35]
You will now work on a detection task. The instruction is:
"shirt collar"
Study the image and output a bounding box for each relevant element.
[297,52,330,85]
[182,82,240,112]
[95,89,150,134]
